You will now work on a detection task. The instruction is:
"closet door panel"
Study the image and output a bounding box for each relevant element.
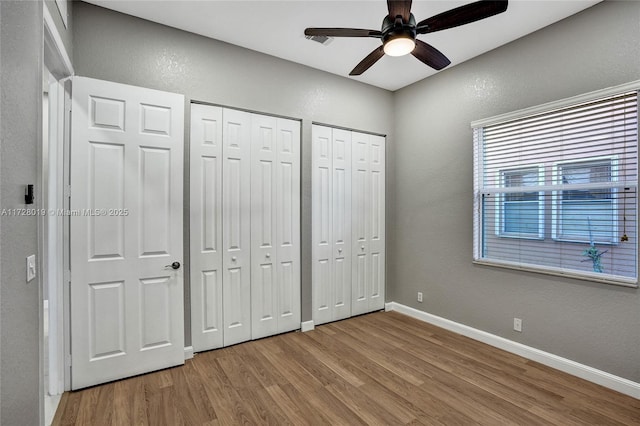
[332,129,352,321]
[275,118,301,333]
[351,132,370,316]
[222,108,252,346]
[312,125,334,325]
[368,135,386,310]
[190,104,224,351]
[251,114,278,339]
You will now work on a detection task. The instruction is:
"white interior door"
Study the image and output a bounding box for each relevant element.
[352,132,386,315]
[251,116,301,339]
[222,108,252,346]
[190,104,223,352]
[312,125,352,325]
[70,76,184,390]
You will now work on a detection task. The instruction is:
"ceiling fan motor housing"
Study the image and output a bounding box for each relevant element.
[381,13,417,44]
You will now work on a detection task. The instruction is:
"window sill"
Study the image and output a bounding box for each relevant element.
[472,258,638,288]
[497,233,544,240]
[552,237,619,246]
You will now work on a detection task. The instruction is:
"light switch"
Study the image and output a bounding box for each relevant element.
[26,254,36,282]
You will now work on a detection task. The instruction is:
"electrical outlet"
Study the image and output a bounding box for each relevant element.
[513,317,522,332]
[417,292,423,303]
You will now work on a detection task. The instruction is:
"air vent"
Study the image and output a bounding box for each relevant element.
[305,35,333,46]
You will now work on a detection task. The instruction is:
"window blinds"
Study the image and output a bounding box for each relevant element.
[473,89,638,286]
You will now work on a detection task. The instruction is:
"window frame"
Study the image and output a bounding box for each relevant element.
[551,156,618,244]
[495,165,545,240]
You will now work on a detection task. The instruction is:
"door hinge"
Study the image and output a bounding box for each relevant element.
[64,185,71,198]
[65,353,72,368]
[64,269,71,283]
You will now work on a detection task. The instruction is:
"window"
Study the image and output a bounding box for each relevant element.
[553,158,617,243]
[497,167,543,238]
[473,85,638,286]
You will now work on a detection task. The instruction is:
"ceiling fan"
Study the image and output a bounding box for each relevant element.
[304,0,508,76]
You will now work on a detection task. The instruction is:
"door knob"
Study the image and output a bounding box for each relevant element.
[361,246,365,250]
[231,256,237,262]
[266,253,271,258]
[338,248,342,253]
[165,261,181,270]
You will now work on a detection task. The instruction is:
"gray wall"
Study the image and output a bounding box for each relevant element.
[391,0,640,382]
[1,1,43,425]
[72,2,395,344]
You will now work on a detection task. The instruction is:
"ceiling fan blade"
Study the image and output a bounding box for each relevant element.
[416,0,508,34]
[411,39,451,70]
[349,46,385,76]
[387,0,412,22]
[305,28,382,38]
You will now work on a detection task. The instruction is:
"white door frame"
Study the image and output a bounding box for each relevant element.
[42,3,74,423]
[43,77,67,397]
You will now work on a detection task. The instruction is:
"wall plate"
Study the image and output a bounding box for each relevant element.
[27,254,36,282]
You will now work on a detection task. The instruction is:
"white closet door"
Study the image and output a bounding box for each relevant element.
[352,132,386,315]
[222,108,252,346]
[250,114,279,338]
[331,129,352,321]
[312,125,334,325]
[312,125,352,325]
[352,131,371,316]
[190,104,224,352]
[274,118,301,333]
[368,134,386,311]
[192,107,300,348]
[313,125,385,325]
[251,116,301,339]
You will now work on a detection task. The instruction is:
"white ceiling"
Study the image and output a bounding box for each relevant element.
[84,0,601,91]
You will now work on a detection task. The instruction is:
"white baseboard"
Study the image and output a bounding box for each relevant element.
[386,302,640,400]
[301,320,315,332]
[184,346,194,360]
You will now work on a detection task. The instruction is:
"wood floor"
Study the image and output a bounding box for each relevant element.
[53,311,640,425]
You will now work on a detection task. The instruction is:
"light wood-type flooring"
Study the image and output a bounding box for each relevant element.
[53,311,640,425]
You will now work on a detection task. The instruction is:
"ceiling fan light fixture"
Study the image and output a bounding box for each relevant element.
[383,35,416,56]
[305,0,509,75]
